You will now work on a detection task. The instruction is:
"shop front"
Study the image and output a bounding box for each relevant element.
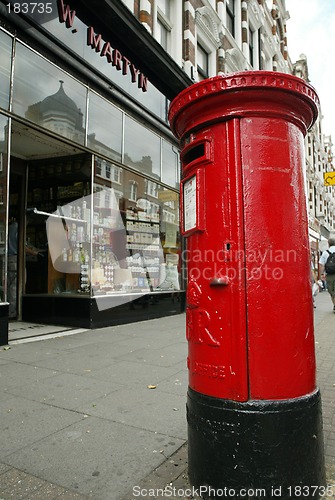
[0,0,190,334]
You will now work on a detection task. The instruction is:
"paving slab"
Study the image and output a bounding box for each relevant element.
[0,395,85,459]
[4,416,184,499]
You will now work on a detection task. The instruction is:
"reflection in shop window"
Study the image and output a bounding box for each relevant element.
[0,115,8,304]
[114,191,123,208]
[87,92,122,162]
[148,202,159,218]
[124,116,161,179]
[37,154,183,306]
[13,43,87,145]
[129,181,138,202]
[95,159,102,177]
[163,209,176,224]
[95,158,122,186]
[145,180,159,198]
[0,30,12,111]
[112,166,122,184]
[162,140,179,189]
[19,5,167,120]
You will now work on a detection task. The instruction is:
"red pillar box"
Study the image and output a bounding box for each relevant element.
[169,71,325,497]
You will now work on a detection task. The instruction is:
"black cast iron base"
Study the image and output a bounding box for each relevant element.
[187,387,325,499]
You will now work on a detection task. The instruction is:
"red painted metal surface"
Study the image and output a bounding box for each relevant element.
[169,71,319,402]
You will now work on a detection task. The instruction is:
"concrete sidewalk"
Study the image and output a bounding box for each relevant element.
[0,291,334,499]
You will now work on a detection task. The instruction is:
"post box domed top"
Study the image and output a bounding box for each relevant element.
[168,71,319,141]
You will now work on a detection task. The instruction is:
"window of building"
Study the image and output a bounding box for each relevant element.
[157,0,170,17]
[123,0,134,12]
[157,18,169,50]
[226,0,235,37]
[249,27,254,67]
[156,0,172,51]
[197,43,209,80]
[247,23,261,69]
[258,30,262,70]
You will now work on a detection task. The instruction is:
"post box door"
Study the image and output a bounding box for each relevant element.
[181,120,249,402]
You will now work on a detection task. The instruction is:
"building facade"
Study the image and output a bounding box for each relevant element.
[132,0,335,276]
[292,54,335,271]
[0,0,333,339]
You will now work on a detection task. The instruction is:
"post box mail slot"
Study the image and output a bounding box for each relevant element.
[180,138,212,173]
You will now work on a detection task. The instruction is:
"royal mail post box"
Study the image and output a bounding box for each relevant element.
[169,71,325,497]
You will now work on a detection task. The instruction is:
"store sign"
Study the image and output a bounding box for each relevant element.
[308,215,320,234]
[324,171,335,186]
[57,0,148,92]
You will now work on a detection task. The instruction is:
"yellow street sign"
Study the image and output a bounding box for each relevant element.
[324,172,335,186]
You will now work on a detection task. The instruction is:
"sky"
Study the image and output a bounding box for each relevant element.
[285,0,335,142]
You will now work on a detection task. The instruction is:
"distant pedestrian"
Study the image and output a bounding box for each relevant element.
[311,266,318,309]
[319,237,335,313]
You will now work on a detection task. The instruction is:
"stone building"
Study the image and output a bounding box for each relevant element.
[130,0,334,260]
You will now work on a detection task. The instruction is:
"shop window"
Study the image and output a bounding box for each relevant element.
[9,4,167,121]
[90,157,181,297]
[87,91,122,162]
[0,115,9,305]
[25,150,182,302]
[0,30,12,111]
[124,116,161,179]
[25,153,92,296]
[12,43,87,145]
